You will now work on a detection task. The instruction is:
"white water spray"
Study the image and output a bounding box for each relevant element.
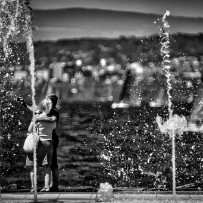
[156,11,187,199]
[0,0,20,59]
[161,10,173,117]
[0,0,37,201]
[26,25,38,203]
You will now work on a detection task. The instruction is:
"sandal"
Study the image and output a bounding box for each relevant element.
[30,188,34,192]
[40,187,50,192]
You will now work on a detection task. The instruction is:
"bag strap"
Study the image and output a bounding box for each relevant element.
[35,122,40,136]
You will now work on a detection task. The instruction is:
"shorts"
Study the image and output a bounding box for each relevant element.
[26,140,53,167]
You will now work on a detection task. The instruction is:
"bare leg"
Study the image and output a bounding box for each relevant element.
[50,171,53,188]
[43,165,51,189]
[30,171,34,192]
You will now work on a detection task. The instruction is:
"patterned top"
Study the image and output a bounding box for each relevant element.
[37,120,56,141]
[29,112,56,141]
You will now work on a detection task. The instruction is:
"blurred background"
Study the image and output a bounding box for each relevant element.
[10,0,203,105]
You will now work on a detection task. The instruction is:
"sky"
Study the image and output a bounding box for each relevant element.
[29,0,203,41]
[30,0,203,18]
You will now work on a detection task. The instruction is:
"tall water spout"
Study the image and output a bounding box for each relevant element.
[161,10,173,118]
[24,9,38,202]
[161,10,176,197]
[0,0,37,201]
[156,11,187,199]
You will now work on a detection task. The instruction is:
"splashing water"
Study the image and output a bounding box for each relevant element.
[24,8,38,201]
[96,182,113,202]
[0,0,37,201]
[156,115,187,136]
[0,0,20,58]
[156,10,188,199]
[160,10,173,117]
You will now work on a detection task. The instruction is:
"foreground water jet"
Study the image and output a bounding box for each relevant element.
[0,0,37,201]
[25,9,38,203]
[156,10,187,199]
[96,182,113,202]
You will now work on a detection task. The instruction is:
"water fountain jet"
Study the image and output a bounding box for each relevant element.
[0,0,37,201]
[156,10,188,199]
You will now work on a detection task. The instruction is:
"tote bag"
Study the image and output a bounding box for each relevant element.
[23,132,39,153]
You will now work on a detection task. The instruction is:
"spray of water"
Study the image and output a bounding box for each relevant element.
[156,11,188,199]
[0,0,37,201]
[0,0,21,59]
[24,9,38,202]
[160,10,173,117]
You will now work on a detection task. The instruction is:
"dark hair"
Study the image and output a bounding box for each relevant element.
[46,94,58,107]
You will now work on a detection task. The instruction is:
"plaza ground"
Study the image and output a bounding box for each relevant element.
[2,191,203,203]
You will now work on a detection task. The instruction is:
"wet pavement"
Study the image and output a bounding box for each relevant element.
[1,192,96,203]
[2,192,203,203]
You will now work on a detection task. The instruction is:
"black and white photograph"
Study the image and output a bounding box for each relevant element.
[1,0,203,202]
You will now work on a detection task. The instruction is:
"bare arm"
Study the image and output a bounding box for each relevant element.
[27,105,35,112]
[36,114,57,122]
[16,97,40,114]
[28,121,34,133]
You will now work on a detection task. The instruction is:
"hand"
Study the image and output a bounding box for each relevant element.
[16,97,27,108]
[32,122,40,130]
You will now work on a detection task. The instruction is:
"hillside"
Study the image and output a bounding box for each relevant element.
[32,8,203,41]
[33,34,203,62]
